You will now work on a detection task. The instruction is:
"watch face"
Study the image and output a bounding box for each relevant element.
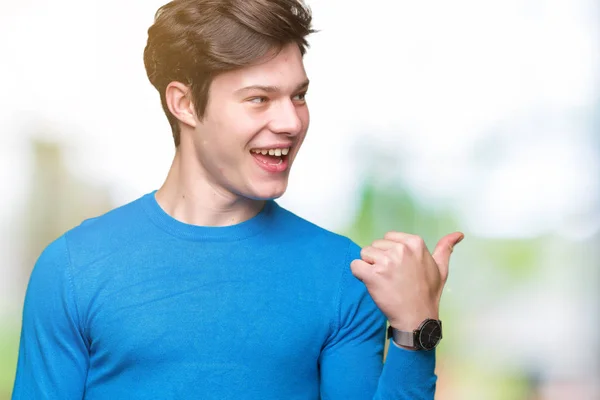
[418,320,442,350]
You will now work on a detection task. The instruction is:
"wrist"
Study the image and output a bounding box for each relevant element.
[389,337,420,352]
[387,318,443,351]
[389,313,439,331]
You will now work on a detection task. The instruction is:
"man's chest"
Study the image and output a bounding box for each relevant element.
[82,255,335,375]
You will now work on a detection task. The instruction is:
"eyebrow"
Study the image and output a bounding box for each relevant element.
[235,79,310,95]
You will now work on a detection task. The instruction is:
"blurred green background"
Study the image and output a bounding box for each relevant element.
[1,0,599,398]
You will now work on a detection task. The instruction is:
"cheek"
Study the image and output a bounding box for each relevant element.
[300,107,310,130]
[224,106,266,137]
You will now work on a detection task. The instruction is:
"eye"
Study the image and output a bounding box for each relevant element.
[248,96,268,104]
[293,92,307,102]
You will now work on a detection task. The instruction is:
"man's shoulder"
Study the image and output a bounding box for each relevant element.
[61,192,151,254]
[274,202,361,256]
[31,192,151,278]
[71,192,147,231]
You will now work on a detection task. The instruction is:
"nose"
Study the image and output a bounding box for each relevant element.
[269,99,303,136]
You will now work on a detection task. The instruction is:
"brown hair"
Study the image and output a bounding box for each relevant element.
[143,0,314,147]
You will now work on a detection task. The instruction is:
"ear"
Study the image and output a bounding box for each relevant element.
[165,81,197,129]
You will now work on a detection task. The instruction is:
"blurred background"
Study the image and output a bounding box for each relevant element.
[0,0,598,398]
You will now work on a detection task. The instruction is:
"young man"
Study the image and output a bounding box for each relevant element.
[12,0,463,398]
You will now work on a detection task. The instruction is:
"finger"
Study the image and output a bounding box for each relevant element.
[350,259,373,283]
[360,246,386,265]
[431,232,464,278]
[431,232,464,264]
[384,231,418,242]
[383,231,427,250]
[371,239,396,251]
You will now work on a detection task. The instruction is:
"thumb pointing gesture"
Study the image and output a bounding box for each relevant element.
[432,232,464,284]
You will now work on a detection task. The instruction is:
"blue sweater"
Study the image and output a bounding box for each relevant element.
[12,191,436,399]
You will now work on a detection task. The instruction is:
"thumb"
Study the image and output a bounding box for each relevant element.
[431,232,464,279]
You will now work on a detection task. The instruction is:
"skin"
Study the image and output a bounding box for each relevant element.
[156,41,464,339]
[352,231,464,333]
[156,43,310,227]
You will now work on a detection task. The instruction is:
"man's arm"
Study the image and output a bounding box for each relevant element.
[12,236,89,399]
[319,241,436,399]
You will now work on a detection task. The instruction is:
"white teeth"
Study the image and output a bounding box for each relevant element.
[251,147,291,156]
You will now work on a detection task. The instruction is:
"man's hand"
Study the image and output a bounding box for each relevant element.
[350,232,464,331]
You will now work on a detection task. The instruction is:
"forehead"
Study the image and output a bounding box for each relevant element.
[213,43,308,92]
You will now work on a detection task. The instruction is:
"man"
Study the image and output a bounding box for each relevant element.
[12,0,463,398]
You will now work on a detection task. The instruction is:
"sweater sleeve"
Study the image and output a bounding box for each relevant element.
[318,241,437,399]
[12,236,89,399]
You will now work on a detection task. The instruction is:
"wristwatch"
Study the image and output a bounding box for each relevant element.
[387,319,443,351]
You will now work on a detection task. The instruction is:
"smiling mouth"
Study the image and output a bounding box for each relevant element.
[250,147,290,157]
[250,147,291,166]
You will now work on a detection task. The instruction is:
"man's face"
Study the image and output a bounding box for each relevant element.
[188,42,310,201]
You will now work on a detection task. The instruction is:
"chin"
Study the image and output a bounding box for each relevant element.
[247,182,288,200]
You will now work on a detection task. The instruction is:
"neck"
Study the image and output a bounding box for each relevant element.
[155,147,265,227]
